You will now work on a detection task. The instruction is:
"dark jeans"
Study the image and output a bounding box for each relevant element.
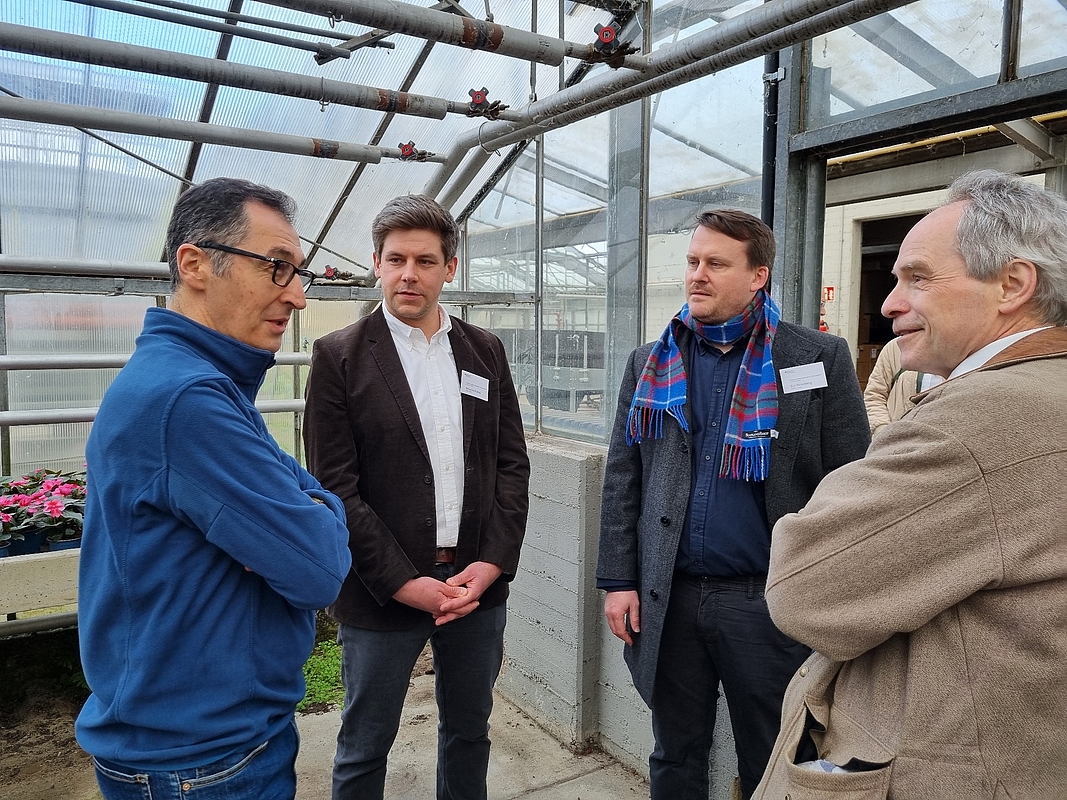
[332,564,507,800]
[92,717,298,800]
[649,574,810,800]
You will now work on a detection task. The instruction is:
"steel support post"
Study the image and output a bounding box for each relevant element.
[603,97,649,433]
[773,43,828,328]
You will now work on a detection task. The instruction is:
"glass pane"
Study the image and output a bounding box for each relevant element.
[466,143,539,432]
[809,0,1002,125]
[645,61,763,340]
[1019,0,1067,75]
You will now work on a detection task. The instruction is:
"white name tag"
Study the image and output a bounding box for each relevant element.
[460,370,490,401]
[779,362,828,394]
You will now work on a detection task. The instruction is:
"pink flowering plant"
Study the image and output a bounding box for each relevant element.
[0,468,86,545]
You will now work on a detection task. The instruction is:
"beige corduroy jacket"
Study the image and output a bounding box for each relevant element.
[755,326,1067,800]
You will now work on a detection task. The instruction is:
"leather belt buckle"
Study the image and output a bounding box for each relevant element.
[435,547,456,564]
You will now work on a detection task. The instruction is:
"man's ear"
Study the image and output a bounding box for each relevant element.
[750,264,770,293]
[444,256,458,284]
[175,243,211,290]
[999,258,1039,316]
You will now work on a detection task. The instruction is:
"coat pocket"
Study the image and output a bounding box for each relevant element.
[783,759,893,799]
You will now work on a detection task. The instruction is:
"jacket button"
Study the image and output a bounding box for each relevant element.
[660,516,670,526]
[799,666,808,677]
[649,589,659,600]
[423,475,432,484]
[425,518,434,527]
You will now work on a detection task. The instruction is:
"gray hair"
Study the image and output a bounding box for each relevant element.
[946,170,1067,325]
[164,178,297,288]
[371,194,459,262]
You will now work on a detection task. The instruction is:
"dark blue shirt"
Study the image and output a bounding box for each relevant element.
[676,335,771,577]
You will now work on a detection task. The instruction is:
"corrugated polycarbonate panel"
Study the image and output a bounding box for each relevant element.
[3,293,152,473]
[812,0,1002,123]
[0,1,222,259]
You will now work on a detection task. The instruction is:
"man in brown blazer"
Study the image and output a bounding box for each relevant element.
[756,170,1067,799]
[303,195,530,800]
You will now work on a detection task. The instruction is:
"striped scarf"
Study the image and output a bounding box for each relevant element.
[625,290,780,481]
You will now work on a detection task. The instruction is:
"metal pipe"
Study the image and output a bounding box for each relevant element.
[0,399,305,426]
[423,0,913,189]
[0,21,503,121]
[0,611,79,638]
[0,255,169,278]
[438,148,495,209]
[475,0,918,152]
[113,0,361,42]
[0,95,451,164]
[63,0,354,61]
[0,353,310,370]
[258,0,648,70]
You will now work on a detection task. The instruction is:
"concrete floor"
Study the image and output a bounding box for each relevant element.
[296,671,647,800]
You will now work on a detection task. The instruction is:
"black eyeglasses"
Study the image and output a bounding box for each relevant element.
[195,241,315,291]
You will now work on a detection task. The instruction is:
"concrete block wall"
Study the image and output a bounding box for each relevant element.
[501,434,739,798]
[499,436,606,749]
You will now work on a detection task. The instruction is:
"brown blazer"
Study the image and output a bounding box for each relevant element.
[303,309,530,630]
[756,326,1067,800]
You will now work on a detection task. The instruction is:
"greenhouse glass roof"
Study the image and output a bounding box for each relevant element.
[0,0,1065,283]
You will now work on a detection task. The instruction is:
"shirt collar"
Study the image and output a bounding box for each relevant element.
[381,303,452,351]
[948,326,1053,379]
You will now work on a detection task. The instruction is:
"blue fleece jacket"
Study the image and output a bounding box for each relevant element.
[75,308,352,770]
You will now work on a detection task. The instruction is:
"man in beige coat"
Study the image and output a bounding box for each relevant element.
[755,170,1067,800]
[862,338,923,433]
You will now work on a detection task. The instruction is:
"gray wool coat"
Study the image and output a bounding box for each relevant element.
[596,321,870,705]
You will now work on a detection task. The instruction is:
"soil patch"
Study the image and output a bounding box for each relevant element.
[0,627,98,800]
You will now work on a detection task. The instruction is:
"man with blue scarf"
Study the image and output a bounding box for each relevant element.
[596,209,869,799]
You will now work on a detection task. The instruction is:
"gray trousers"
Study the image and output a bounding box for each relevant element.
[332,569,506,800]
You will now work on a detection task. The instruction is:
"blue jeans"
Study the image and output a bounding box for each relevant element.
[92,718,299,800]
[649,574,810,800]
[332,565,506,800]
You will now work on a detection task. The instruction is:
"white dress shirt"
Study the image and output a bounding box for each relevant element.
[948,326,1052,379]
[382,304,465,548]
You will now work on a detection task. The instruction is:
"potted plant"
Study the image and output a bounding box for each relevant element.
[0,469,86,554]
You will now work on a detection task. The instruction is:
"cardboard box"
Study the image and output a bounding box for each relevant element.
[856,343,883,388]
[858,313,872,344]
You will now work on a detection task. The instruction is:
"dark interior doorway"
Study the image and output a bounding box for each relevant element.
[855,213,925,387]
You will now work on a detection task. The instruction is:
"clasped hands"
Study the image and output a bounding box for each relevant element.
[393,561,502,626]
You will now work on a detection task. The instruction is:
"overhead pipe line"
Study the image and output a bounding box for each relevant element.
[0,95,449,164]
[62,0,356,61]
[0,22,524,122]
[258,0,648,71]
[483,0,923,152]
[424,0,918,200]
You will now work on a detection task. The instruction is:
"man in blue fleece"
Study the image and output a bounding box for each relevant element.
[75,178,352,800]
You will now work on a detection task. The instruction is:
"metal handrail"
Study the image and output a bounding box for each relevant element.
[0,353,311,426]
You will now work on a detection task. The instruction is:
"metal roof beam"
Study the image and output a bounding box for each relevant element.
[515,153,609,202]
[851,16,975,87]
[62,0,354,61]
[789,66,1067,157]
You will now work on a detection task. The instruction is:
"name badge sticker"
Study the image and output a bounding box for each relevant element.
[779,362,828,394]
[460,370,490,401]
